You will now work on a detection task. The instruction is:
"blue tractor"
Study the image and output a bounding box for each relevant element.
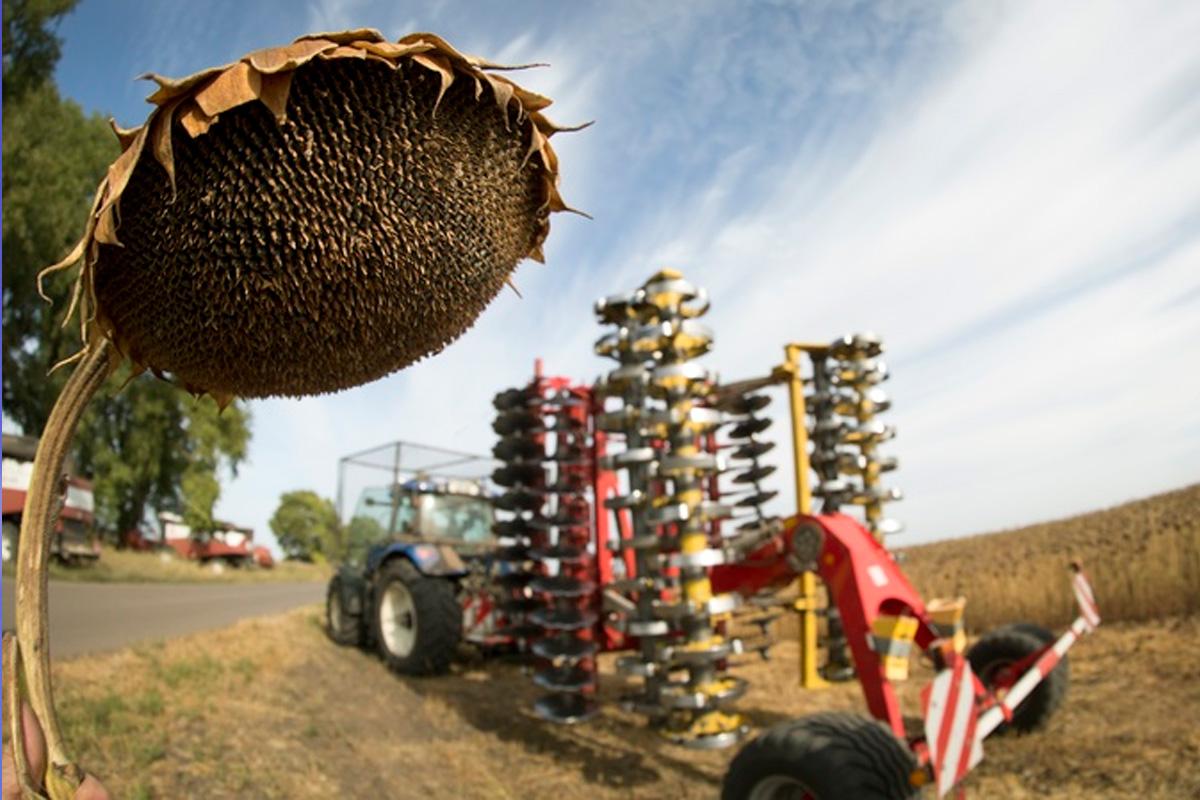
[325,443,503,676]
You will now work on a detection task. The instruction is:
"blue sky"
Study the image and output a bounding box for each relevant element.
[46,0,1200,553]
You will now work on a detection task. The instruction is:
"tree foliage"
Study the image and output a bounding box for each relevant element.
[74,375,251,537]
[2,0,78,101]
[269,491,384,561]
[2,78,116,432]
[270,491,340,561]
[342,515,384,562]
[2,0,252,540]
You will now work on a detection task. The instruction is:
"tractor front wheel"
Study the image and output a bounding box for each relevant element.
[326,577,365,646]
[372,559,461,675]
[721,711,920,800]
[967,623,1067,734]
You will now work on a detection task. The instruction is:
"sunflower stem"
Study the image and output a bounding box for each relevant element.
[14,340,115,799]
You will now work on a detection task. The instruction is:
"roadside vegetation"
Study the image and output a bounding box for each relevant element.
[2,547,329,584]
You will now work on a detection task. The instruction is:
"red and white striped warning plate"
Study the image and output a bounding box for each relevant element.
[1072,569,1100,630]
[462,592,496,640]
[922,656,984,798]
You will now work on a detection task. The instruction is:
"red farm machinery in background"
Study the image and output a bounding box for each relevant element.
[486,269,1101,799]
[2,433,99,565]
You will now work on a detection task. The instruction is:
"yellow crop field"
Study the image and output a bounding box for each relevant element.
[898,484,1200,632]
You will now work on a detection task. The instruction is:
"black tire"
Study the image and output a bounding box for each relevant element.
[967,623,1067,734]
[371,558,461,675]
[326,578,365,647]
[722,712,920,800]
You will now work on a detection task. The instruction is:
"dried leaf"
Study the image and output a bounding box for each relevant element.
[490,74,553,112]
[298,28,385,45]
[108,120,141,149]
[116,362,148,392]
[37,181,104,300]
[142,66,228,104]
[246,39,337,74]
[357,40,430,59]
[484,74,515,128]
[211,391,235,412]
[194,62,262,118]
[178,102,216,137]
[258,71,294,122]
[149,101,181,197]
[321,45,367,60]
[411,53,455,113]
[95,122,151,245]
[398,32,472,62]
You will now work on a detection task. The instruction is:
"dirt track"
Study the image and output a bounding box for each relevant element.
[0,579,322,658]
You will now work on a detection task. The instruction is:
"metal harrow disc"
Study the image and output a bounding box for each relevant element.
[492,436,543,462]
[530,575,597,598]
[727,416,773,439]
[528,544,587,563]
[533,693,600,725]
[729,440,775,460]
[532,636,599,663]
[530,607,598,631]
[712,392,771,415]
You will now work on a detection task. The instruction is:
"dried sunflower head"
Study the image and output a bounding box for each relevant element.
[42,30,581,404]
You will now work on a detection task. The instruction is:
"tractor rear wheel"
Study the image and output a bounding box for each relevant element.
[967,623,1067,734]
[372,559,461,675]
[721,711,920,800]
[326,577,364,646]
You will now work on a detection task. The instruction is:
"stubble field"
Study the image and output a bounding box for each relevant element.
[29,485,1200,798]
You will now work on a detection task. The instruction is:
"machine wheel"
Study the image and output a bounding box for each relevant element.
[372,558,461,675]
[2,521,18,563]
[721,711,920,800]
[967,623,1067,734]
[326,577,364,647]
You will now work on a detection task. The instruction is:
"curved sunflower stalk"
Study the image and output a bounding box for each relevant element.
[9,342,117,798]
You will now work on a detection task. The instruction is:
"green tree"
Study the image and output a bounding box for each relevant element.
[3,0,78,101]
[178,398,251,532]
[2,81,116,431]
[268,493,384,562]
[74,376,252,538]
[270,491,340,561]
[342,515,384,562]
[2,0,253,541]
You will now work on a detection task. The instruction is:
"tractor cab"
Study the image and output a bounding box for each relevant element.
[354,478,494,553]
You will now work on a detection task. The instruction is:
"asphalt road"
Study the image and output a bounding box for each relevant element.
[0,579,324,659]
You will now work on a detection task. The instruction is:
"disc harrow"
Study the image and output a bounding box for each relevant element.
[483,269,1100,799]
[809,333,902,541]
[491,374,601,724]
[596,270,750,749]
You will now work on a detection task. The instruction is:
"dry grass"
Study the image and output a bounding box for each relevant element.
[2,546,330,584]
[46,485,1200,797]
[897,483,1200,631]
[53,608,1199,799]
